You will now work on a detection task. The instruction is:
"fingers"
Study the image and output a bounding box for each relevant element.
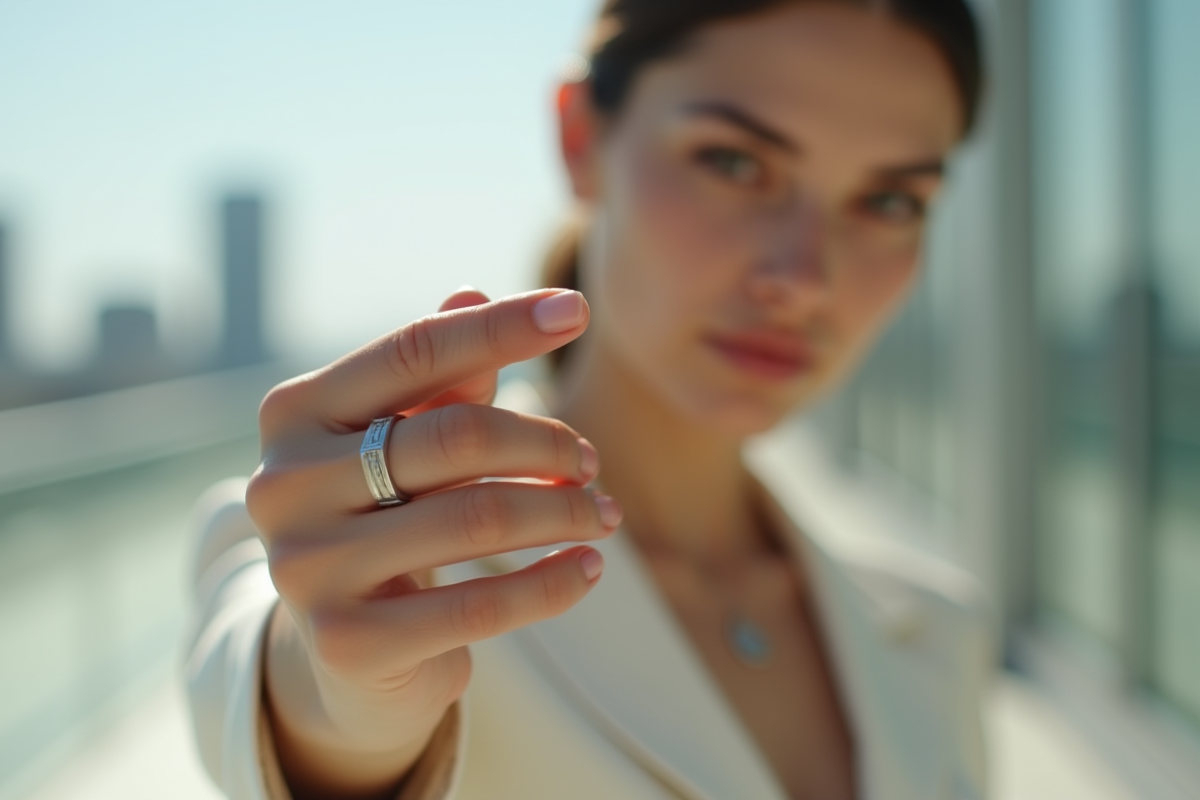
[386,406,598,499]
[251,287,606,733]
[267,289,588,433]
[249,405,600,530]
[355,405,598,510]
[439,287,491,313]
[307,546,604,681]
[267,482,620,605]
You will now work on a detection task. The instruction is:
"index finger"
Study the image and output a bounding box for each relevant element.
[294,288,586,429]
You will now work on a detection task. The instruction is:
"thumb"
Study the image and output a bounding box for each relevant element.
[406,287,499,413]
[438,286,491,314]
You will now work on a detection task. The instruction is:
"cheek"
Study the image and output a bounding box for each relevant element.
[606,139,752,297]
[832,248,922,351]
[600,142,748,335]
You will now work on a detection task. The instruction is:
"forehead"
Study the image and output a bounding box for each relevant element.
[623,2,962,161]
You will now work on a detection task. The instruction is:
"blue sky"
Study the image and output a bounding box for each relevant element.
[2,0,1196,370]
[0,0,596,368]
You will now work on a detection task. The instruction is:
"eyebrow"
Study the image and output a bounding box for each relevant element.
[682,101,799,153]
[875,160,945,180]
[683,100,948,179]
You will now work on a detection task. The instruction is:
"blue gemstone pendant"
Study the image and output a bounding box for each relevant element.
[726,613,772,668]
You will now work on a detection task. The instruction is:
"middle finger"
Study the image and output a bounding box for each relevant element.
[270,481,621,604]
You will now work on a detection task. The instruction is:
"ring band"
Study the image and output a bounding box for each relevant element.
[360,415,412,507]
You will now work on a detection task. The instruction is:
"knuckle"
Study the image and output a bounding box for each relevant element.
[257,377,308,435]
[461,486,510,549]
[257,383,289,427]
[264,538,316,603]
[537,567,576,616]
[244,462,283,530]
[547,421,578,474]
[434,405,492,468]
[562,487,595,533]
[245,452,323,532]
[452,584,508,640]
[389,317,438,383]
[482,307,507,362]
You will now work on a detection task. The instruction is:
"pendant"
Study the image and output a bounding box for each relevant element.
[726,612,772,668]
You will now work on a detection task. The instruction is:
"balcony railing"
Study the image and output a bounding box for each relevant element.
[0,365,286,800]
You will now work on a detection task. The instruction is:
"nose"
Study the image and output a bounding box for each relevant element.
[747,199,831,307]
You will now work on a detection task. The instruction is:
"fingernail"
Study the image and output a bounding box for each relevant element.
[456,284,477,292]
[532,290,584,334]
[578,439,599,481]
[579,548,605,582]
[594,494,623,528]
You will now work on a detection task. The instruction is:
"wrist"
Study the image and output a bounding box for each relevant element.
[264,603,437,797]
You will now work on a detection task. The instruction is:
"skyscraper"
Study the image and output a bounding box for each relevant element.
[0,221,9,367]
[96,304,159,370]
[218,194,268,368]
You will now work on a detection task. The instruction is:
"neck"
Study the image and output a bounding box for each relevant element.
[554,335,762,560]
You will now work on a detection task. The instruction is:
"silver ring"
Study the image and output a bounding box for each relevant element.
[360,415,412,507]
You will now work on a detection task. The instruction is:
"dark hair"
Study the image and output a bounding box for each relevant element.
[543,0,983,368]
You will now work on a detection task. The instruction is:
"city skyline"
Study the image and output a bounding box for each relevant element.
[0,0,597,372]
[0,193,270,409]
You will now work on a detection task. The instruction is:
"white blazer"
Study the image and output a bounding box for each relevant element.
[185,384,992,800]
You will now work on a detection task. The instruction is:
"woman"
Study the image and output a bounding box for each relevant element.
[186,1,987,798]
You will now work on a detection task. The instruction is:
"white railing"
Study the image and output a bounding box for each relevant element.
[0,364,289,495]
[0,364,289,800]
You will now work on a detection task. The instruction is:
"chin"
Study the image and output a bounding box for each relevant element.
[670,383,805,438]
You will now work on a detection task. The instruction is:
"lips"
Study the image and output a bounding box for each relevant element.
[705,328,815,381]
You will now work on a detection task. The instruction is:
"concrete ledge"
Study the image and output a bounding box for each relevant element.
[990,677,1137,799]
[0,364,288,495]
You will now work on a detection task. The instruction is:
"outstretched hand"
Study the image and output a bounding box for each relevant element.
[247,288,620,797]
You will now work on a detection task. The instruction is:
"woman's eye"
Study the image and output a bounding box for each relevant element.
[861,191,926,223]
[694,147,763,185]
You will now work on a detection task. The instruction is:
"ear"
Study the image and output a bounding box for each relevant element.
[556,80,603,203]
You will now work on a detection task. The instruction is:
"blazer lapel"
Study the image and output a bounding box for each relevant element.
[489,382,965,799]
[497,529,789,800]
[747,428,957,800]
[503,482,949,800]
[487,379,784,798]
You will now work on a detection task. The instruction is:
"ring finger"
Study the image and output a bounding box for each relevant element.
[327,403,600,512]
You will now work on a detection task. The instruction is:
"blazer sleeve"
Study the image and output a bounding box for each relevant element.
[183,478,467,800]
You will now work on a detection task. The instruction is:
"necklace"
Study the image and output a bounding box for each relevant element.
[641,542,776,669]
[726,609,773,668]
[698,557,774,669]
[636,489,781,669]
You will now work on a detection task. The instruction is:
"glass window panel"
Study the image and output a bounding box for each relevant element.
[1032,0,1126,650]
[849,189,960,508]
[1149,0,1200,725]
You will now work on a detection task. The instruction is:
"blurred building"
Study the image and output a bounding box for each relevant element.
[91,304,166,389]
[218,194,268,369]
[0,193,272,410]
[0,221,36,411]
[0,221,10,368]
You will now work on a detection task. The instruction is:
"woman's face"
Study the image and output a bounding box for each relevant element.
[566,1,962,435]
